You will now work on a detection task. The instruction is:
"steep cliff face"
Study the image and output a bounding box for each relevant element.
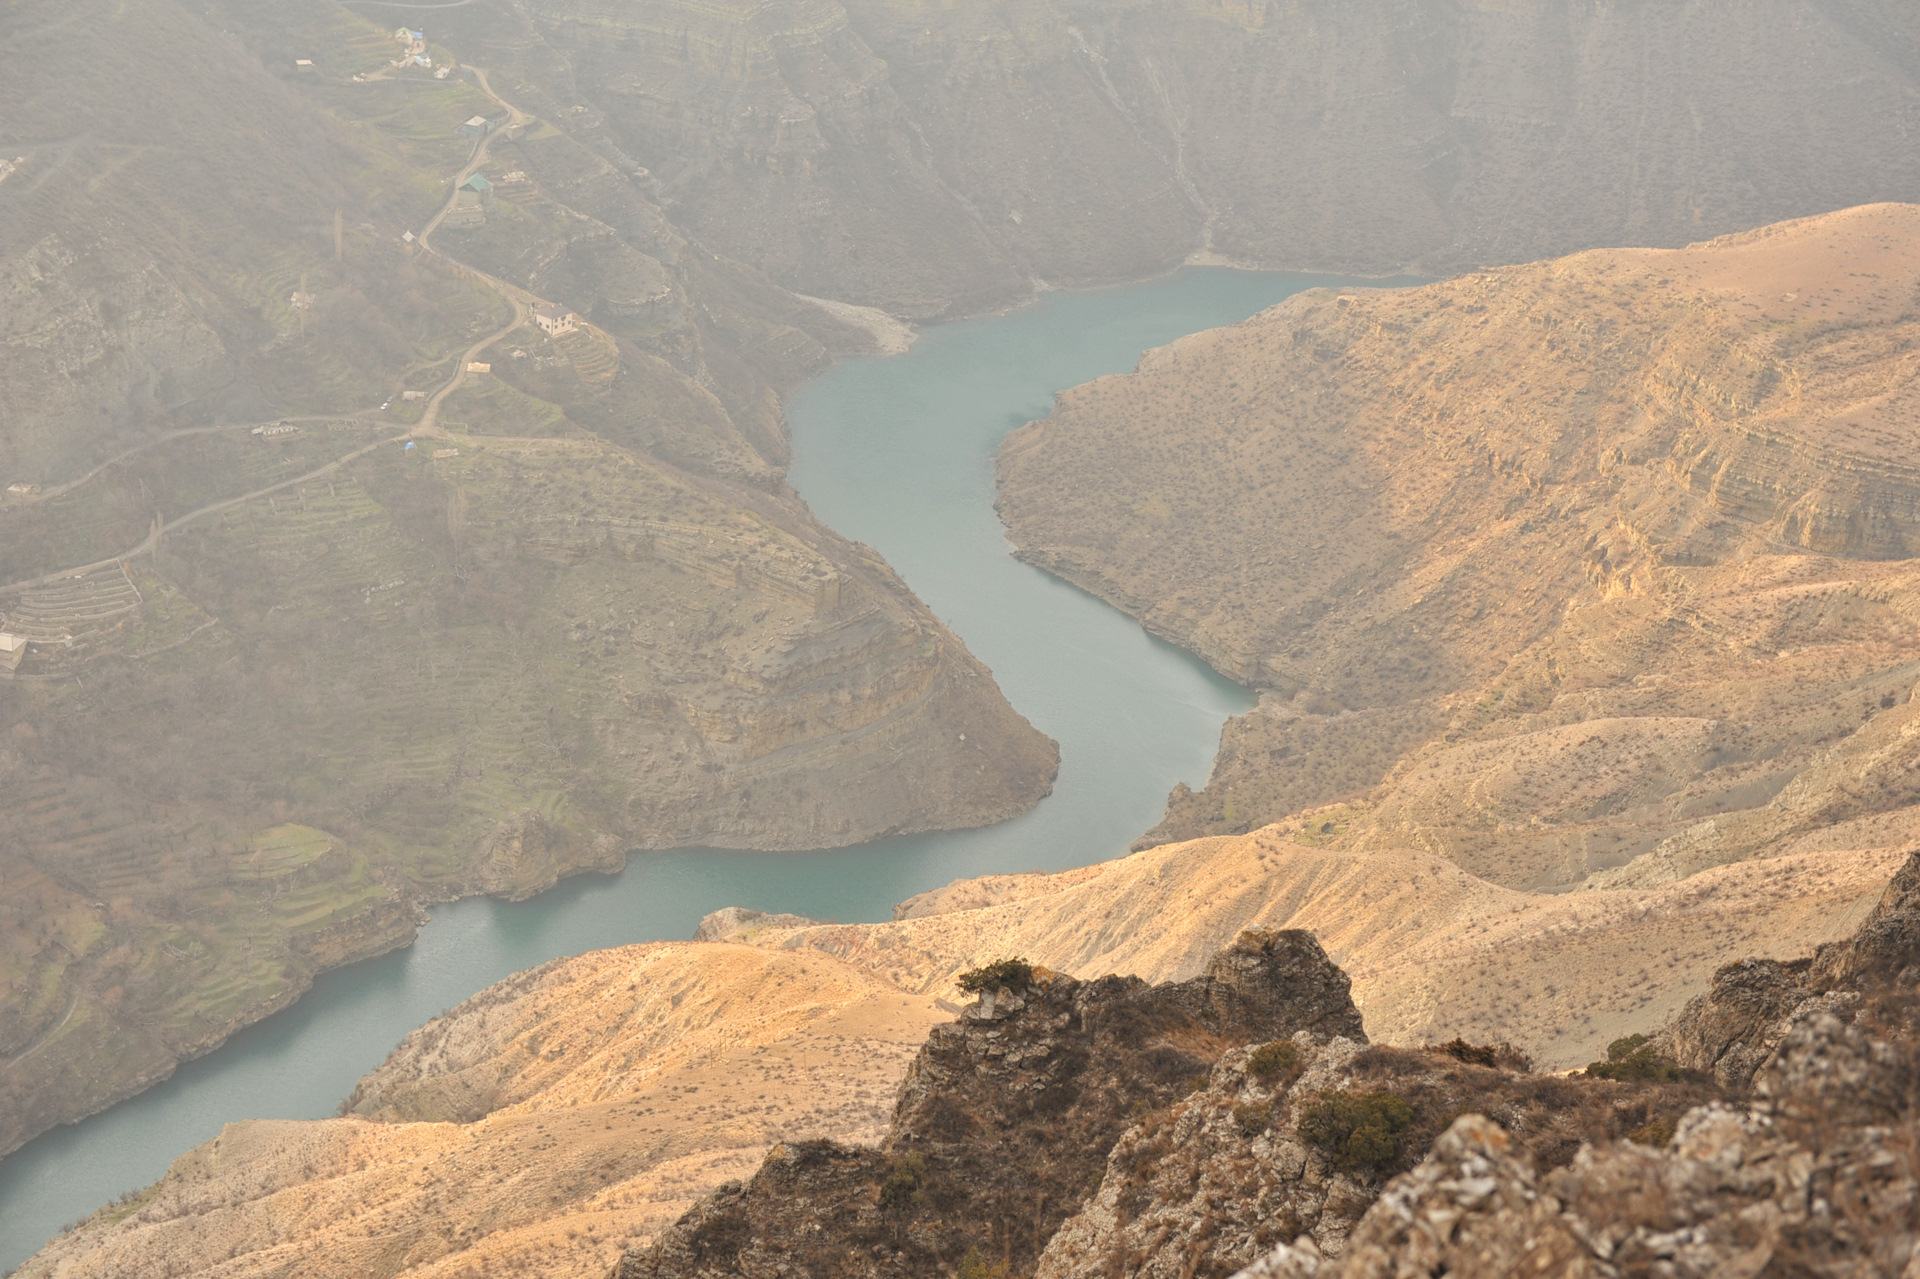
[502,0,1920,316]
[999,203,1920,888]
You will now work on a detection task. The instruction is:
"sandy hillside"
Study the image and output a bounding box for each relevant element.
[738,825,1912,1071]
[18,943,945,1279]
[25,821,1912,1277]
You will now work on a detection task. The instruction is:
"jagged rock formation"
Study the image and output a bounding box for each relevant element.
[1233,849,1920,1278]
[999,204,1920,889]
[617,930,1364,1278]
[1249,1010,1920,1278]
[1033,1038,1710,1279]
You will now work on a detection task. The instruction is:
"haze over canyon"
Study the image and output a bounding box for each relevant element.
[6,1,1920,1276]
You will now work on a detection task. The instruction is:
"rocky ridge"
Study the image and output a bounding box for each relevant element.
[620,930,1365,1279]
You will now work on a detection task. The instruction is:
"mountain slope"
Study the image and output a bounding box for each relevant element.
[998,202,1920,890]
[475,0,1920,316]
[0,0,1055,1161]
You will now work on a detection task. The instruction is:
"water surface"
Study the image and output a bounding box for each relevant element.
[0,267,1369,1271]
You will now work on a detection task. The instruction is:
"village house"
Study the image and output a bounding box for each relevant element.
[535,302,577,336]
[392,28,430,68]
[0,633,26,674]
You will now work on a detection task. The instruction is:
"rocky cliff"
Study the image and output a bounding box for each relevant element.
[617,931,1367,1279]
[1240,851,1920,1279]
[999,203,1920,894]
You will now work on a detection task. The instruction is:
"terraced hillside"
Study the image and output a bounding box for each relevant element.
[998,203,1920,889]
[0,0,1054,1160]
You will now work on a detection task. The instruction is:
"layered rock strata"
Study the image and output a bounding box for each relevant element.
[998,203,1920,891]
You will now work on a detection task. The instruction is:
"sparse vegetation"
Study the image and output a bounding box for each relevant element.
[1432,1038,1533,1072]
[956,1249,1009,1279]
[1246,1039,1305,1086]
[877,1152,927,1212]
[956,959,1034,994]
[1297,1089,1416,1177]
[1584,1034,1683,1083]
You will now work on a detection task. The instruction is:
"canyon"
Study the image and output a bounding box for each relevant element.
[9,0,1920,1273]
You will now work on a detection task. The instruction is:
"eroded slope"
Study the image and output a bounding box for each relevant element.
[14,943,946,1279]
[999,203,1920,888]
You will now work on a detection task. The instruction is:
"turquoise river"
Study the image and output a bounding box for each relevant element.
[0,267,1376,1272]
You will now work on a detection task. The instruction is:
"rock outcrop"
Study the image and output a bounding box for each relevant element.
[619,930,1365,1278]
[1661,846,1920,1087]
[1248,1008,1920,1279]
[1234,850,1920,1279]
[1036,1037,1714,1279]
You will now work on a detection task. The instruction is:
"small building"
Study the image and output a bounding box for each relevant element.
[0,633,26,674]
[467,361,491,373]
[444,185,487,228]
[289,290,314,311]
[7,482,38,496]
[295,58,314,69]
[535,302,577,336]
[402,390,427,401]
[461,173,492,196]
[433,448,460,460]
[458,115,491,139]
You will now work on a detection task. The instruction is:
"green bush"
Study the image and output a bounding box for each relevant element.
[1584,1034,1682,1083]
[956,958,1034,994]
[1246,1040,1304,1086]
[1297,1090,1415,1176]
[878,1151,927,1212]
[1233,1100,1273,1136]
